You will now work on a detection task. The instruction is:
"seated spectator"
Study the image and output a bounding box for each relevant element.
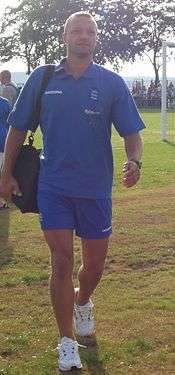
[132,80,147,107]
[131,79,163,108]
[147,80,161,107]
[0,96,12,209]
[0,70,18,106]
[167,81,175,108]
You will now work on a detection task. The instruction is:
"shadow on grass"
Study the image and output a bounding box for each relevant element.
[57,335,106,374]
[79,335,106,375]
[0,205,12,268]
[163,140,175,147]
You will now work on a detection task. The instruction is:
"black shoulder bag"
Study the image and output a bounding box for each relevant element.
[12,65,55,214]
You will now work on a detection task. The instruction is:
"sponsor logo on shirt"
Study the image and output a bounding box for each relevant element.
[85,109,100,115]
[45,90,63,95]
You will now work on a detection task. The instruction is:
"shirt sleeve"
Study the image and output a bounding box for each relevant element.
[111,76,146,137]
[2,86,17,107]
[1,100,12,128]
[8,66,46,132]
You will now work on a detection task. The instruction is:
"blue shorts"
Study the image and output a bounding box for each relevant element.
[37,190,112,239]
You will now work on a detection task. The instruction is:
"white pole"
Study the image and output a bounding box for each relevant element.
[161,41,167,141]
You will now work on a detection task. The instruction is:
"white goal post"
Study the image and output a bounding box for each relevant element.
[161,41,175,140]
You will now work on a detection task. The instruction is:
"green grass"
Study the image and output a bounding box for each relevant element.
[1,110,175,374]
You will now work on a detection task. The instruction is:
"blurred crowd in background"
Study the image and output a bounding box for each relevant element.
[131,79,175,108]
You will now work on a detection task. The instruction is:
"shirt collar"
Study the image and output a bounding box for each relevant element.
[55,58,97,79]
[55,58,67,74]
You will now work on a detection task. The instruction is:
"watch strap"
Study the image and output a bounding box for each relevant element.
[130,159,142,169]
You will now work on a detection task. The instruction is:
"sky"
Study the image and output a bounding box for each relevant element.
[0,0,175,78]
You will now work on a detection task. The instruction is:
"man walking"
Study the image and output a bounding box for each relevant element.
[0,70,18,106]
[0,12,145,371]
[0,96,11,209]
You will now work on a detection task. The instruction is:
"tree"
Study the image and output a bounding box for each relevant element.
[136,0,175,85]
[0,2,40,74]
[91,0,145,68]
[0,0,91,73]
[2,0,169,77]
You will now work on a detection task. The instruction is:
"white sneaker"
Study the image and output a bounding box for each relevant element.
[58,337,82,372]
[74,290,95,336]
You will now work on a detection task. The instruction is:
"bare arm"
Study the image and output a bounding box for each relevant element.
[122,132,143,188]
[0,127,27,200]
[124,132,143,161]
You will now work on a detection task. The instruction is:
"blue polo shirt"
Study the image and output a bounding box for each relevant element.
[0,97,11,152]
[8,61,145,198]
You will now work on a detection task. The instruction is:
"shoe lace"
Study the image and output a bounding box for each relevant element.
[58,341,77,361]
[75,303,94,322]
[58,341,86,361]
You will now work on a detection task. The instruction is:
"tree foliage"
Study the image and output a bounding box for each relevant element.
[92,0,145,68]
[0,0,145,73]
[0,0,175,81]
[136,0,175,84]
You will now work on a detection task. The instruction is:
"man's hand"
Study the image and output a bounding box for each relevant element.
[0,127,26,202]
[122,160,141,188]
[0,176,22,202]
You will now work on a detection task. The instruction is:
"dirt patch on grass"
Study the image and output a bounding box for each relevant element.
[113,185,175,205]
[107,186,175,274]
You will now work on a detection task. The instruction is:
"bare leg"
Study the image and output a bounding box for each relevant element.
[44,229,75,339]
[76,238,109,305]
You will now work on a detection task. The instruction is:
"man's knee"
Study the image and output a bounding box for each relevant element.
[82,261,105,279]
[50,250,73,279]
[44,229,73,279]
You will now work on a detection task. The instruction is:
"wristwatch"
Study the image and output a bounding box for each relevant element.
[130,159,142,169]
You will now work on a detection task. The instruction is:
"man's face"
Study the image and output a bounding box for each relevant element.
[64,16,97,58]
[0,74,7,84]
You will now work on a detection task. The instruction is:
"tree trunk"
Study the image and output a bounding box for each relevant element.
[25,45,31,75]
[153,50,159,86]
[153,64,159,86]
[26,59,31,75]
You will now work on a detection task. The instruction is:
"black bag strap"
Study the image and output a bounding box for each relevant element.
[28,64,55,145]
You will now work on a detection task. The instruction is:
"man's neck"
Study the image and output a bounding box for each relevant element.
[65,55,93,77]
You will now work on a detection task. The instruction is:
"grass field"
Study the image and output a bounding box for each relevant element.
[0,110,175,374]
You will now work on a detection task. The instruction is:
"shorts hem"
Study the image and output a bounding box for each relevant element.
[40,224,74,231]
[76,230,112,239]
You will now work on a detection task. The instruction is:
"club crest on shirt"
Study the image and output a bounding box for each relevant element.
[90,89,98,101]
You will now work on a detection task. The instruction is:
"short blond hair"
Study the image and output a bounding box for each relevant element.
[64,12,98,34]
